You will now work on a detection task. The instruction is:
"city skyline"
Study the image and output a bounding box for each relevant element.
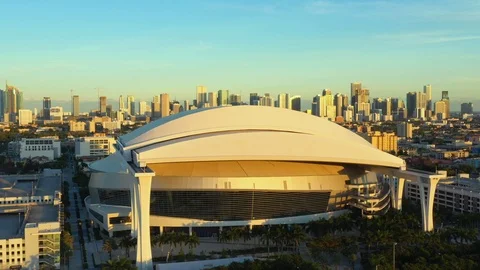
[1,0,479,101]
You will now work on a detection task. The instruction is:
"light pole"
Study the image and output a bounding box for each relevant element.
[393,242,397,270]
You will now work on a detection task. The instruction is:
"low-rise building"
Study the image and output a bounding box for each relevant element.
[69,121,86,132]
[0,171,62,269]
[19,138,61,160]
[75,135,116,158]
[433,150,470,159]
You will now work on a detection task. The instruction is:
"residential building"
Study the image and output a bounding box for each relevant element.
[72,95,80,117]
[208,92,217,108]
[366,131,398,153]
[160,93,170,118]
[43,97,51,120]
[196,86,207,108]
[397,122,413,139]
[277,93,289,109]
[18,109,32,126]
[461,103,473,115]
[99,96,107,114]
[218,90,229,106]
[289,95,301,111]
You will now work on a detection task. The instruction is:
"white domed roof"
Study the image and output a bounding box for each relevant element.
[118,106,404,169]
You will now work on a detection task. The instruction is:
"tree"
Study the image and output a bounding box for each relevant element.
[103,238,118,260]
[61,231,74,267]
[289,225,306,254]
[102,257,135,270]
[259,226,275,256]
[119,235,136,258]
[186,233,200,255]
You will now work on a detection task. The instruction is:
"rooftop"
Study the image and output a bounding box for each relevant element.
[27,205,59,224]
[0,213,24,239]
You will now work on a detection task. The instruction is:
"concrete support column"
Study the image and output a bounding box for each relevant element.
[189,226,193,236]
[396,178,406,210]
[130,178,137,238]
[159,226,164,235]
[135,174,154,270]
[417,176,440,231]
[425,178,440,232]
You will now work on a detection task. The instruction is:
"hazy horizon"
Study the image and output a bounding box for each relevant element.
[1,0,479,101]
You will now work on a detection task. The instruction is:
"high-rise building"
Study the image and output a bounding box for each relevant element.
[249,93,259,105]
[397,122,413,139]
[321,90,334,117]
[0,89,4,120]
[72,95,80,117]
[435,100,447,120]
[230,94,242,105]
[99,96,107,114]
[43,97,51,120]
[160,93,170,117]
[217,90,229,106]
[424,84,432,111]
[334,94,345,117]
[406,92,416,118]
[343,105,354,122]
[277,93,290,109]
[208,92,217,107]
[441,91,450,118]
[5,83,22,115]
[461,103,473,115]
[106,104,113,117]
[350,82,362,106]
[119,95,125,112]
[18,109,32,126]
[127,95,135,115]
[290,96,301,111]
[184,100,190,111]
[367,132,398,153]
[259,94,274,107]
[139,101,147,115]
[312,95,322,117]
[172,103,181,114]
[196,86,207,108]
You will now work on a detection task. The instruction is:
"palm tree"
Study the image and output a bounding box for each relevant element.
[186,233,200,254]
[103,238,117,260]
[260,226,274,256]
[165,232,179,263]
[218,229,230,249]
[119,235,136,258]
[102,257,135,270]
[289,225,306,254]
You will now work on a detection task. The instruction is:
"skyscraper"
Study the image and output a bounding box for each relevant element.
[99,96,107,114]
[334,94,345,117]
[72,95,80,117]
[18,109,32,126]
[350,82,362,106]
[289,96,301,111]
[321,90,334,117]
[230,94,242,105]
[119,95,125,112]
[184,100,190,111]
[5,83,22,114]
[160,93,170,117]
[435,100,447,120]
[127,95,135,116]
[0,89,4,120]
[259,94,274,107]
[406,92,416,118]
[461,103,473,115]
[196,86,207,108]
[208,92,217,107]
[423,84,432,111]
[441,91,450,118]
[43,97,51,120]
[277,93,290,109]
[249,93,259,105]
[312,95,322,117]
[217,90,229,106]
[139,101,147,115]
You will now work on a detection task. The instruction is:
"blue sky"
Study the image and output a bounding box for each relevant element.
[0,0,479,105]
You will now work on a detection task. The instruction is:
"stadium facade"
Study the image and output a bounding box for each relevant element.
[85,106,442,269]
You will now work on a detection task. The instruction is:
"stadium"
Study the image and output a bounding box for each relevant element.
[85,105,407,269]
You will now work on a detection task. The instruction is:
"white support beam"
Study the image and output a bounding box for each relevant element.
[133,173,154,270]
